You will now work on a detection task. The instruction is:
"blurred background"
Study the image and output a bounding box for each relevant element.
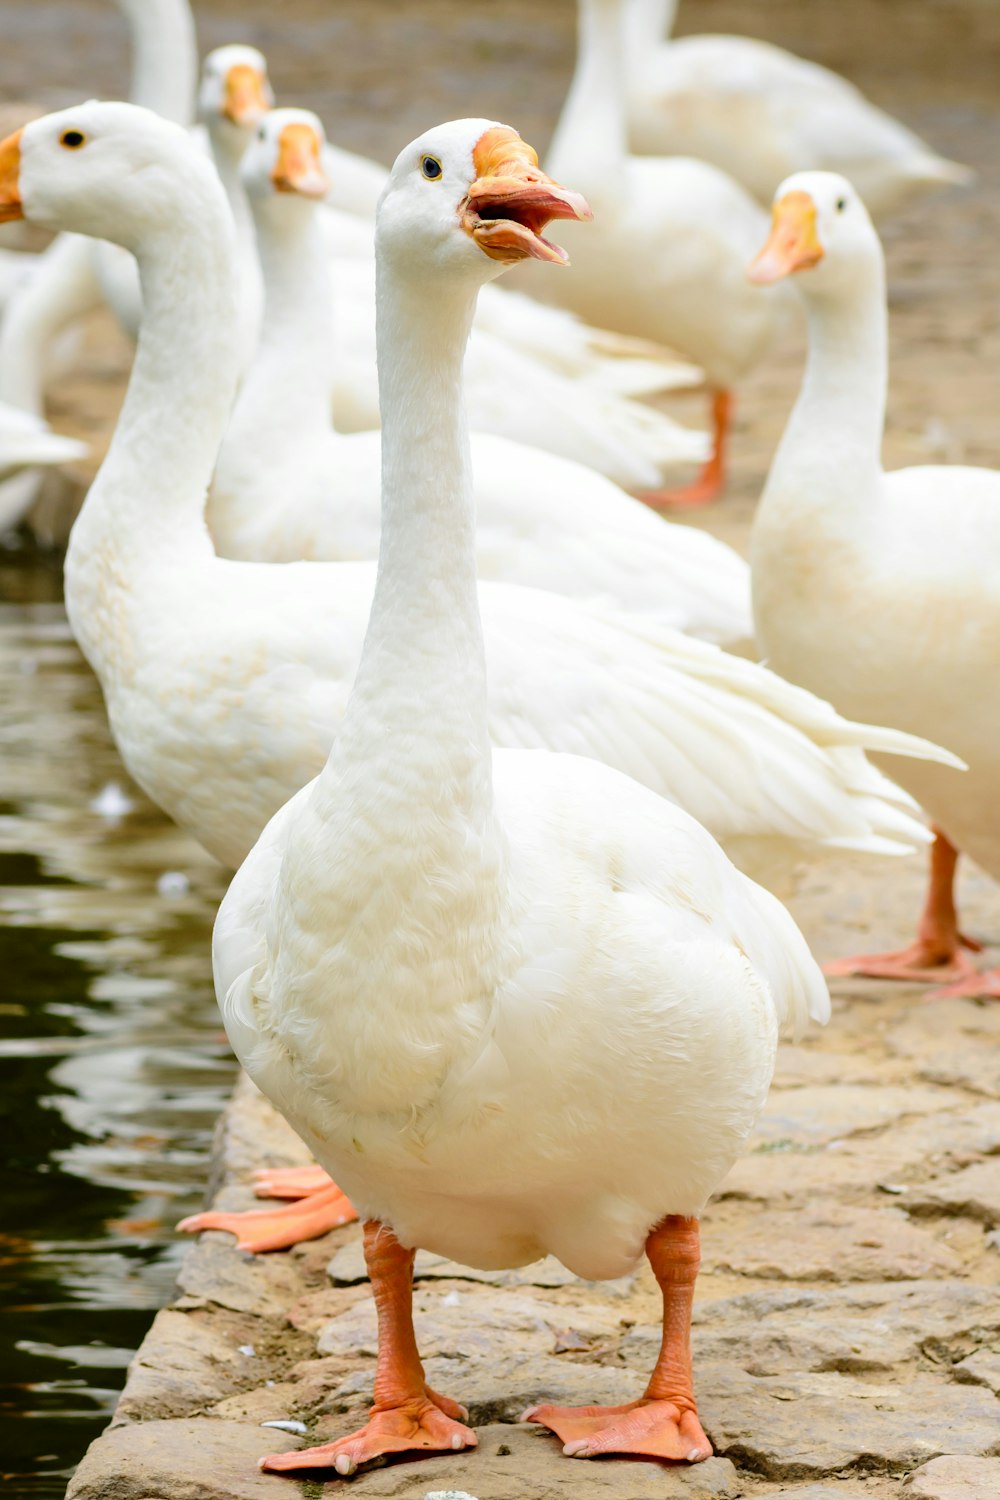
[0,2,996,1496]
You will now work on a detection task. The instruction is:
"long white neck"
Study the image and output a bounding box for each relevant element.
[286,251,501,1066]
[117,0,198,125]
[549,0,629,184]
[223,195,336,470]
[760,253,888,529]
[338,258,492,792]
[68,162,241,602]
[625,0,677,58]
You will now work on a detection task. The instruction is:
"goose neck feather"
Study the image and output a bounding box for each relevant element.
[549,0,630,189]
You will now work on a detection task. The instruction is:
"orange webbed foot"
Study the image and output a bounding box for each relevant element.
[252,1163,334,1200]
[928,965,1000,1002]
[639,471,724,511]
[177,1181,357,1253]
[261,1391,476,1476]
[824,938,981,985]
[524,1397,712,1463]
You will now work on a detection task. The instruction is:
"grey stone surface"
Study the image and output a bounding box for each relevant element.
[111,1308,263,1423]
[908,1160,1000,1226]
[66,1418,303,1500]
[904,1455,1000,1499]
[702,1203,961,1281]
[702,1366,1000,1478]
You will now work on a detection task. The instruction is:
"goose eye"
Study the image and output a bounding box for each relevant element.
[421,155,443,181]
[59,129,87,150]
[836,196,848,212]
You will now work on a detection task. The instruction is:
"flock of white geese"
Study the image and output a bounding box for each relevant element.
[1,0,994,1481]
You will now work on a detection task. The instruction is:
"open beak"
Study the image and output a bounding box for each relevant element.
[461,125,592,266]
[748,191,824,284]
[272,123,330,199]
[223,65,271,128]
[0,129,23,223]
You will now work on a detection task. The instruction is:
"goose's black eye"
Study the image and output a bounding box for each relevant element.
[59,129,86,150]
[421,155,443,181]
[836,196,848,212]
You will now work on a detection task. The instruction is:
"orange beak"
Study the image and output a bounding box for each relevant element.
[0,129,23,223]
[222,65,270,127]
[461,125,592,266]
[272,123,330,199]
[748,191,824,284]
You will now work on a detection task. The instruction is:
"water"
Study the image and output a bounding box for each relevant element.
[0,548,234,1500]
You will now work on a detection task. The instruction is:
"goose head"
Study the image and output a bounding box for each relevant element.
[748,171,880,299]
[241,108,331,206]
[376,118,592,289]
[0,100,229,253]
[198,43,273,145]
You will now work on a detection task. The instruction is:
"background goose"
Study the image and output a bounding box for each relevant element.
[624,0,972,218]
[207,113,831,1479]
[0,399,86,486]
[0,0,196,533]
[211,107,752,648]
[749,171,997,998]
[514,0,792,509]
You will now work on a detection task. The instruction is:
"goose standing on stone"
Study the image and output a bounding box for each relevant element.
[624,0,972,217]
[211,107,751,647]
[749,172,997,998]
[0,103,962,1252]
[206,113,832,1478]
[517,0,791,509]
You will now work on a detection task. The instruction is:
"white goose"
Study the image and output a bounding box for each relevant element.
[749,171,997,998]
[624,0,972,218]
[0,0,196,532]
[210,107,751,647]
[205,115,831,1479]
[0,103,958,1251]
[515,0,792,509]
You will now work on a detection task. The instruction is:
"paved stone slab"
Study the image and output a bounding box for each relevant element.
[315,1422,739,1499]
[702,1366,1000,1479]
[702,1203,960,1281]
[66,1418,303,1500]
[112,1308,264,1423]
[754,1084,958,1146]
[908,1160,1000,1226]
[904,1455,1000,1499]
[886,1001,1000,1097]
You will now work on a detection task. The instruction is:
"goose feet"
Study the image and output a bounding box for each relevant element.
[252,1163,333,1199]
[524,1397,711,1462]
[824,829,984,988]
[261,1388,476,1477]
[928,966,1000,1003]
[639,389,730,511]
[177,1179,357,1253]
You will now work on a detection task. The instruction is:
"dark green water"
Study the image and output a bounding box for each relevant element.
[0,551,234,1499]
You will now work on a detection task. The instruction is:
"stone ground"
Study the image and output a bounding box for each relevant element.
[1,0,994,1496]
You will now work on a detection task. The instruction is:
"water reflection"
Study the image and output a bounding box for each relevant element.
[0,551,232,1499]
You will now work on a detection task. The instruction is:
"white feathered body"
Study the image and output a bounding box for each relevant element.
[216,748,825,1277]
[754,464,1000,880]
[628,33,971,219]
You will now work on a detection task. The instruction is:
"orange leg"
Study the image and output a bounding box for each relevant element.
[262,1220,476,1476]
[253,1163,333,1200]
[824,828,982,985]
[639,390,731,511]
[525,1216,712,1462]
[177,1180,357,1253]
